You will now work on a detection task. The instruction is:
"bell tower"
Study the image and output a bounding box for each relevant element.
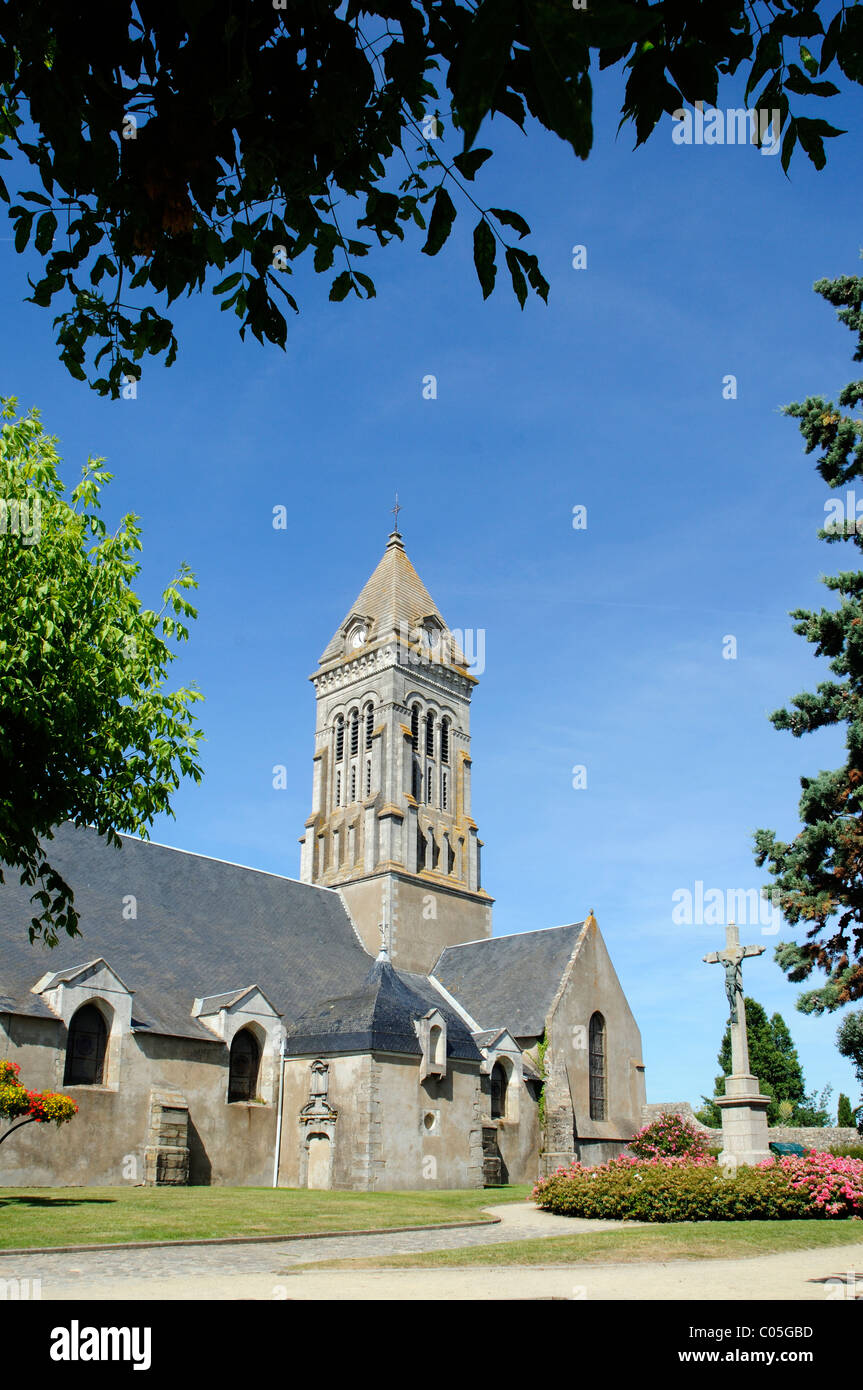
[299,525,493,973]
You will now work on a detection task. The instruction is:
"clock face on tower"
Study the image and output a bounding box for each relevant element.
[350,626,367,648]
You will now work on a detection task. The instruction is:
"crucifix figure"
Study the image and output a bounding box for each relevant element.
[703,921,765,1077]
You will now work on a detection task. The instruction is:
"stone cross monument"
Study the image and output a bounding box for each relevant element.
[703,921,771,1166]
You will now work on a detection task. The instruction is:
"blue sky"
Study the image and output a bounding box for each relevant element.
[2,63,862,1112]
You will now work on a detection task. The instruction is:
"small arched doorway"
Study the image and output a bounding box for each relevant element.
[306,1132,332,1189]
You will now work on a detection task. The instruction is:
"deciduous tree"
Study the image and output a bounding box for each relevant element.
[0,398,203,945]
[0,1,860,394]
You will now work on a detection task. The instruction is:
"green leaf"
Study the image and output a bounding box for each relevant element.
[329,270,353,302]
[472,218,496,299]
[505,246,527,309]
[452,148,493,181]
[14,210,33,253]
[421,187,457,257]
[490,207,530,240]
[799,44,818,77]
[451,0,518,150]
[213,272,242,295]
[34,211,57,254]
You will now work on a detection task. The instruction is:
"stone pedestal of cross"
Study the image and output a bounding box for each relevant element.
[703,921,771,1167]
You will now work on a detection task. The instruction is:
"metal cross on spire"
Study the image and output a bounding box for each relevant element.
[391,493,402,533]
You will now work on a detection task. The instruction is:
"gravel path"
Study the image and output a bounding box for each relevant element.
[0,1204,859,1301]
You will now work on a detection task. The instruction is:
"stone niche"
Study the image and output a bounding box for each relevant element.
[144,1087,190,1186]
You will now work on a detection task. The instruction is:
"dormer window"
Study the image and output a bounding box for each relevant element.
[346,618,369,650]
[416,1009,447,1082]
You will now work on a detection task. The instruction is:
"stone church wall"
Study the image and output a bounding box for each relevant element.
[278,1051,483,1190]
[339,872,492,975]
[541,921,646,1171]
[0,1014,276,1187]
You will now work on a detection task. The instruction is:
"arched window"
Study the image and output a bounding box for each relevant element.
[429,1024,445,1067]
[425,712,435,758]
[589,1012,607,1121]
[334,715,344,761]
[426,766,434,804]
[410,704,420,750]
[441,718,450,764]
[441,769,449,811]
[365,760,372,796]
[365,703,374,750]
[64,1003,108,1086]
[228,1029,261,1103]
[350,766,357,802]
[349,709,359,757]
[491,1061,508,1119]
[335,770,341,806]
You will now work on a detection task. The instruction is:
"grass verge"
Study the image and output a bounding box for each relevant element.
[293,1220,863,1270]
[0,1184,530,1250]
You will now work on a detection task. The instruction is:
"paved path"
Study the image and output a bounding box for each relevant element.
[1,1204,860,1301]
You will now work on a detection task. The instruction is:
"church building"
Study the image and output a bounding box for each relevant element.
[0,528,646,1189]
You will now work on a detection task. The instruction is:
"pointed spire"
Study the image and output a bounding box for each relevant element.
[317,528,445,666]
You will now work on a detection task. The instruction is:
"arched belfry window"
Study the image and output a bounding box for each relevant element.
[441,718,450,765]
[410,704,420,750]
[491,1061,508,1119]
[228,1029,261,1103]
[425,712,435,758]
[349,709,359,757]
[335,715,344,761]
[64,1003,108,1086]
[365,703,374,750]
[589,1012,607,1121]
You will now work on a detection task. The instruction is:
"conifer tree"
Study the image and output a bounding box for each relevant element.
[837,1091,856,1127]
[754,264,863,1013]
[698,996,812,1125]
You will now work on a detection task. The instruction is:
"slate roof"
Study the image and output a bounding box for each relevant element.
[0,822,375,1042]
[432,924,586,1038]
[284,954,482,1063]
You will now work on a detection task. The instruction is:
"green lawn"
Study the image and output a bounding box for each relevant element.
[0,1184,530,1250]
[298,1220,863,1271]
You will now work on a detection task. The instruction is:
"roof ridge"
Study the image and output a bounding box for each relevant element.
[109,831,340,890]
[441,922,584,952]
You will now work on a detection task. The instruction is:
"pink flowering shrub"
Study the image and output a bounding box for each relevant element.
[627,1112,711,1161]
[757,1151,863,1219]
[532,1149,863,1222]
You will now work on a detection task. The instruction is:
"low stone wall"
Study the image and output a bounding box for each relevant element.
[642,1102,860,1152]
